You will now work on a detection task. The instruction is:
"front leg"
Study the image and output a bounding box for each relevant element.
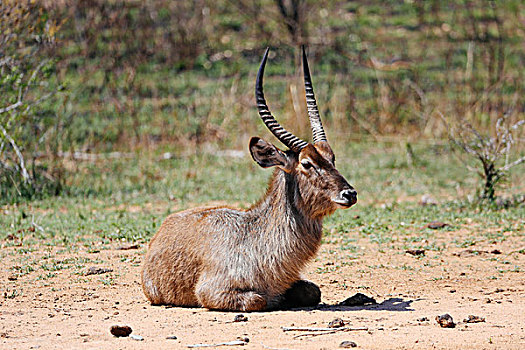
[280,280,321,309]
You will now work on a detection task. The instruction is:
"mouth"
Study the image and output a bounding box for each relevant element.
[333,198,357,208]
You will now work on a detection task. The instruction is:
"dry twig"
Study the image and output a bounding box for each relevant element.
[187,340,248,348]
[282,326,368,339]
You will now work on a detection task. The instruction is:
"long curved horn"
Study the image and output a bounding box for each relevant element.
[302,46,327,144]
[256,48,308,152]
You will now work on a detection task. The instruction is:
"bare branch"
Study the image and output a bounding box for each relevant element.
[0,100,23,114]
[187,340,248,348]
[19,60,49,107]
[31,214,45,233]
[282,326,368,339]
[282,326,368,332]
[0,124,30,183]
[501,156,525,172]
[23,90,57,113]
[1,59,53,115]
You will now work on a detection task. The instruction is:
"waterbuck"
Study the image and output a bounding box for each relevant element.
[141,47,357,311]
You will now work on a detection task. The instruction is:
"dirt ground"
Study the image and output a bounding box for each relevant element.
[1,224,524,350]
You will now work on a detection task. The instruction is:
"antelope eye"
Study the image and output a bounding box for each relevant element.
[301,159,313,169]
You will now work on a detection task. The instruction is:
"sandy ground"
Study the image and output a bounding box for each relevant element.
[1,223,524,349]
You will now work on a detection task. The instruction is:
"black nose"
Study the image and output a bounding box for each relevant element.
[340,189,357,205]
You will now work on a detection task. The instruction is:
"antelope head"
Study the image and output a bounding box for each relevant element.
[249,47,357,218]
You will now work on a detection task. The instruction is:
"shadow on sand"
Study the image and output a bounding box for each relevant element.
[160,297,416,313]
[308,297,415,312]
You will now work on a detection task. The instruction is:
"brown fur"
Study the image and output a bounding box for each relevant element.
[141,142,356,311]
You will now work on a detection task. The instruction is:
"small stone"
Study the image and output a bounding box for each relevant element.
[406,249,425,256]
[464,315,485,323]
[340,341,357,348]
[86,267,113,276]
[455,249,497,257]
[340,293,376,306]
[110,325,132,337]
[166,335,178,340]
[118,244,139,250]
[435,314,455,328]
[7,275,17,281]
[490,249,502,254]
[130,334,144,341]
[426,221,448,229]
[233,314,248,322]
[417,317,429,322]
[328,318,345,328]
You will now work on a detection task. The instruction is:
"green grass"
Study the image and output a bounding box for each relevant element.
[1,141,522,253]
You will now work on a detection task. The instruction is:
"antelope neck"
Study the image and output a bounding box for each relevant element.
[247,169,322,237]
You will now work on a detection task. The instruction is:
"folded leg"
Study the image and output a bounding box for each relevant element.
[196,279,267,311]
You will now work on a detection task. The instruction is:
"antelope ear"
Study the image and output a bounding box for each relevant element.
[249,137,290,171]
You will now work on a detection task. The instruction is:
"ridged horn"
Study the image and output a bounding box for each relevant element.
[256,48,308,152]
[302,46,327,144]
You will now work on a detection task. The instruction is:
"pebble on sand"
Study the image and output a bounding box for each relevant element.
[110,325,132,337]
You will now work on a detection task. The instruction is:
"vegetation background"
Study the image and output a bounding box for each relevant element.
[0,0,523,227]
